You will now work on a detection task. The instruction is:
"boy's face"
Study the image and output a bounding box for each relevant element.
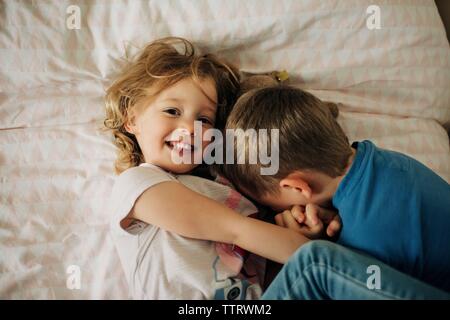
[126,77,217,174]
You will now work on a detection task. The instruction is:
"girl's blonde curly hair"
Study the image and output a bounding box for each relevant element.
[104,37,240,174]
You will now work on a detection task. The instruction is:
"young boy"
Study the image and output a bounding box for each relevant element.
[218,84,450,293]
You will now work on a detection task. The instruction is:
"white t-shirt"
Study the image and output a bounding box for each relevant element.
[108,163,265,299]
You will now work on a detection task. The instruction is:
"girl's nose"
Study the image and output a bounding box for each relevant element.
[180,120,196,136]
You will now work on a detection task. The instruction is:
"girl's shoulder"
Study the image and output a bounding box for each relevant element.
[119,163,176,179]
[112,163,177,196]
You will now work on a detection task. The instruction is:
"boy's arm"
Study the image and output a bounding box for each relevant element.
[131,181,309,263]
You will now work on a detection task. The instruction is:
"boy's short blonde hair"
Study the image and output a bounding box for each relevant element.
[104,37,240,174]
[217,85,352,199]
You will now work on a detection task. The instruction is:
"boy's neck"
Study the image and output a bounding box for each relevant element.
[311,147,356,207]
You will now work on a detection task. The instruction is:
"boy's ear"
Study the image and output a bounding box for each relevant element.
[279,172,312,200]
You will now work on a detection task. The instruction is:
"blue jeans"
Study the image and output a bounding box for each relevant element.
[262,240,450,300]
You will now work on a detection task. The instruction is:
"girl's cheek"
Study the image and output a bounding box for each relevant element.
[201,140,210,149]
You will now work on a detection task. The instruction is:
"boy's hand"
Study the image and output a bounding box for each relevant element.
[274,204,341,240]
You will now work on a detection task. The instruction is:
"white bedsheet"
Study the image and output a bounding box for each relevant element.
[1,0,449,299]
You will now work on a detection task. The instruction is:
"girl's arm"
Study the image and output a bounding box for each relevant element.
[130,181,309,263]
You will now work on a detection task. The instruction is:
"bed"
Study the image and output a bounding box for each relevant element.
[1,0,449,299]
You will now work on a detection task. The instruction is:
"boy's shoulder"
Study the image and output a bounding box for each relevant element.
[357,140,446,188]
[372,143,413,174]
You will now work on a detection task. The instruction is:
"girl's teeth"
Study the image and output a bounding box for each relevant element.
[172,142,192,150]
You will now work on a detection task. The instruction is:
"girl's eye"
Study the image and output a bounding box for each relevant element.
[164,108,180,116]
[199,117,213,125]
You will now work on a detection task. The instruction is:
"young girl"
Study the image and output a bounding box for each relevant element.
[104,37,336,299]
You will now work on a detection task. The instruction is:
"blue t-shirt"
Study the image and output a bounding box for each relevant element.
[333,140,450,292]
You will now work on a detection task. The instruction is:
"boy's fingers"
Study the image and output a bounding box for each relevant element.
[281,210,302,231]
[313,204,337,224]
[291,205,305,223]
[274,213,285,227]
[326,222,336,237]
[304,204,320,226]
[304,205,324,236]
[326,215,342,238]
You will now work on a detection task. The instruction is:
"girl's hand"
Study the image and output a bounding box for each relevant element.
[274,204,341,240]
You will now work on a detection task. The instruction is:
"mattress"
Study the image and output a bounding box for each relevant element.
[1,0,449,299]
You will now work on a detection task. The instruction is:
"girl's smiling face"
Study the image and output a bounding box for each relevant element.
[125,77,218,174]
